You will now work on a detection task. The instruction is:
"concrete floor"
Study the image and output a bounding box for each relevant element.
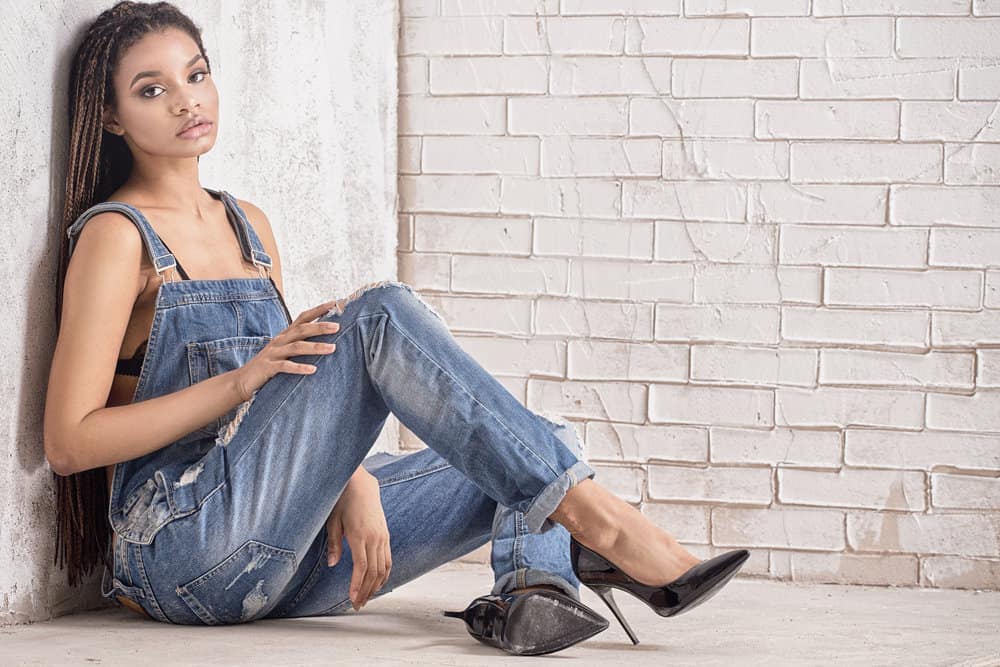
[4,562,999,666]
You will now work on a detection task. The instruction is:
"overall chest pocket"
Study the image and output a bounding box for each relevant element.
[186,335,273,438]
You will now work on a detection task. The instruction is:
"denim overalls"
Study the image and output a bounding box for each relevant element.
[66,187,597,625]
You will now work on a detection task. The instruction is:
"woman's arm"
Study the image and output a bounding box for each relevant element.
[44,213,248,476]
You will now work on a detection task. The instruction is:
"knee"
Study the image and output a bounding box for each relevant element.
[329,280,447,326]
[327,280,403,315]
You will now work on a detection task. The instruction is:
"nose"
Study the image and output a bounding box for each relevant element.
[172,92,200,115]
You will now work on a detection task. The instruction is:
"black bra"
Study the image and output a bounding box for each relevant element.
[114,240,190,377]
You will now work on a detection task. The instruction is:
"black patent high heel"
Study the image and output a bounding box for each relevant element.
[441,589,609,656]
[570,535,750,645]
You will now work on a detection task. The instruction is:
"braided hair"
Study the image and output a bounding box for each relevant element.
[54,0,211,588]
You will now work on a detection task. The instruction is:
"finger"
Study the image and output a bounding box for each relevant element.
[297,300,338,324]
[282,360,319,376]
[327,518,343,566]
[293,339,336,356]
[382,544,392,592]
[371,541,385,593]
[380,541,392,591]
[365,543,384,605]
[350,550,367,609]
[358,539,380,608]
[312,299,340,321]
[356,541,374,608]
[375,539,389,595]
[312,320,340,336]
[361,540,381,607]
[327,534,342,567]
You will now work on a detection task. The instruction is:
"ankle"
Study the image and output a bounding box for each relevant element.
[549,479,622,550]
[548,479,592,535]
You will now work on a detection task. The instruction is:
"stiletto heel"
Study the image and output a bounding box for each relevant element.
[570,535,750,642]
[589,584,640,645]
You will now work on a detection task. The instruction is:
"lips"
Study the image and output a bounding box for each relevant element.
[177,122,212,140]
[177,116,210,135]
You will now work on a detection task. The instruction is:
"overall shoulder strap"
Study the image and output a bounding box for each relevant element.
[211,189,273,271]
[65,201,179,278]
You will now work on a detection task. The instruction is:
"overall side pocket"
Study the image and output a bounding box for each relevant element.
[112,477,175,546]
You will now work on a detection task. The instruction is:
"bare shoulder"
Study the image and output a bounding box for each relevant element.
[71,210,148,297]
[235,198,284,294]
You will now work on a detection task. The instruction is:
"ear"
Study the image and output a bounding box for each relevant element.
[102,105,123,136]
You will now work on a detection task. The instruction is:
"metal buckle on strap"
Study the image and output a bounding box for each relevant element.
[159,263,177,284]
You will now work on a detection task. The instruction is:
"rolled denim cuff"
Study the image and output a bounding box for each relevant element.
[492,567,580,602]
[521,460,596,535]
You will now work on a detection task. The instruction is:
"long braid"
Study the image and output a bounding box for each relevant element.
[54,0,210,588]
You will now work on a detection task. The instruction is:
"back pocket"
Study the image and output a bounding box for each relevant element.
[186,335,272,437]
[177,539,296,625]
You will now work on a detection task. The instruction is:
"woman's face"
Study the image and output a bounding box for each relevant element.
[102,27,219,160]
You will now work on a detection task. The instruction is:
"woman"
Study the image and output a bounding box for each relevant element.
[44,1,749,656]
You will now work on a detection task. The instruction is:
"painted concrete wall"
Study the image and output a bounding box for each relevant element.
[397,1,1000,591]
[1,0,398,624]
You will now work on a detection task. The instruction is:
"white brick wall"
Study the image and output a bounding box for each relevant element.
[397,0,1000,591]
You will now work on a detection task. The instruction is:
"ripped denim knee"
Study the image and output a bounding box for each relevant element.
[324,279,447,326]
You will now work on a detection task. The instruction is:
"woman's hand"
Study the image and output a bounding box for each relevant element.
[326,469,392,611]
[234,300,341,401]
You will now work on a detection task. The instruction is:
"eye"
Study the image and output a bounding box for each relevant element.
[140,84,164,99]
[140,71,209,99]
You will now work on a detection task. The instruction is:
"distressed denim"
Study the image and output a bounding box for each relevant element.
[67,188,597,626]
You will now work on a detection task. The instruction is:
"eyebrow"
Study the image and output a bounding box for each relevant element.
[129,53,205,88]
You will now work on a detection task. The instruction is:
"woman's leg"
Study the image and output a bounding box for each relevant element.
[264,443,584,620]
[135,281,596,625]
[488,411,587,601]
[265,447,495,618]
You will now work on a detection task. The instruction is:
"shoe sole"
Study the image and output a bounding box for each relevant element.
[502,591,610,656]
